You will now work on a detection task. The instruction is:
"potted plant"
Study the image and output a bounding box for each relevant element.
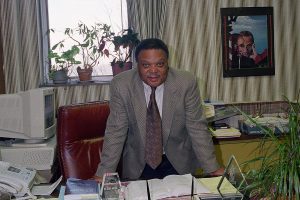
[109,28,140,76]
[239,98,300,199]
[50,22,114,81]
[48,46,81,84]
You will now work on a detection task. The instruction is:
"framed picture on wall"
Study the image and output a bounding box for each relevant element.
[221,7,274,77]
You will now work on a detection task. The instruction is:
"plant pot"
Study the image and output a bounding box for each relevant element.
[77,67,93,81]
[111,61,132,76]
[52,70,68,84]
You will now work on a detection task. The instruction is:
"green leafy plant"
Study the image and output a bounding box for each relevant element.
[109,28,140,67]
[48,46,81,79]
[239,97,300,199]
[50,22,114,71]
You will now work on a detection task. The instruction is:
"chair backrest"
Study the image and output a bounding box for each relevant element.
[57,101,110,181]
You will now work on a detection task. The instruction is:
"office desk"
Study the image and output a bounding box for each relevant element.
[213,134,277,172]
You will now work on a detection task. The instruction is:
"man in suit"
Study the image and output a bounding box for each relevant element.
[95,38,224,180]
[231,31,268,69]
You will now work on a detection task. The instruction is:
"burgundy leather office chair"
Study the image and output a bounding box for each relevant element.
[56,101,110,181]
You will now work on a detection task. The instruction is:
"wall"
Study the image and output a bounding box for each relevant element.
[163,0,300,103]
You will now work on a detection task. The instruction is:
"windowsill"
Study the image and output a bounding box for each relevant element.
[40,75,113,87]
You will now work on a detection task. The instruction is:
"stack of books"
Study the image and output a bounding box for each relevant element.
[124,174,243,200]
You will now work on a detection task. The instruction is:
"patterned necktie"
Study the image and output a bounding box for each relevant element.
[145,87,163,169]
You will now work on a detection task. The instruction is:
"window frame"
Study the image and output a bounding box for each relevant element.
[39,0,128,86]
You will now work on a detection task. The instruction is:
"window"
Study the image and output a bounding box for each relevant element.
[46,0,128,83]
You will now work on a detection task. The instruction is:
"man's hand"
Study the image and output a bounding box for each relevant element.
[209,167,225,177]
[91,175,103,183]
[250,43,258,60]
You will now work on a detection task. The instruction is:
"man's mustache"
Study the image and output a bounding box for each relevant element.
[147,73,160,78]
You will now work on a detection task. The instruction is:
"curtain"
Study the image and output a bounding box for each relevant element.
[0,0,110,107]
[127,0,167,39]
[0,31,5,94]
[0,0,42,93]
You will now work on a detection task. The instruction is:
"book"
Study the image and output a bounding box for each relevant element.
[60,178,101,200]
[125,174,211,200]
[124,180,148,200]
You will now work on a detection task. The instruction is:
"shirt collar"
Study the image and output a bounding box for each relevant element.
[142,82,164,93]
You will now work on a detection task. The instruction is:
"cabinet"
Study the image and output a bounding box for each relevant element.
[213,135,277,172]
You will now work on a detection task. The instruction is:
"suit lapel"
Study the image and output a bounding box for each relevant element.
[162,70,178,146]
[131,72,147,147]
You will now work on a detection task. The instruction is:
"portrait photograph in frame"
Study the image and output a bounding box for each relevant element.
[221,7,275,77]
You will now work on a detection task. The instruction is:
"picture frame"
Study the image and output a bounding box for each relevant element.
[221,7,275,77]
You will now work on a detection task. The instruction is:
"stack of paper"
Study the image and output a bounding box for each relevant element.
[209,127,241,138]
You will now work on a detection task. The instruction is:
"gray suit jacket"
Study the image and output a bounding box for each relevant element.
[96,68,219,180]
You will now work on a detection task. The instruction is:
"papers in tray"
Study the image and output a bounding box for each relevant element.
[197,155,246,199]
[197,176,243,199]
[209,127,241,138]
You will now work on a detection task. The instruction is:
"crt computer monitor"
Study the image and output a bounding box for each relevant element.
[0,87,56,144]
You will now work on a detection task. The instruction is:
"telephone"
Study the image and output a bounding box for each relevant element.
[0,161,36,197]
